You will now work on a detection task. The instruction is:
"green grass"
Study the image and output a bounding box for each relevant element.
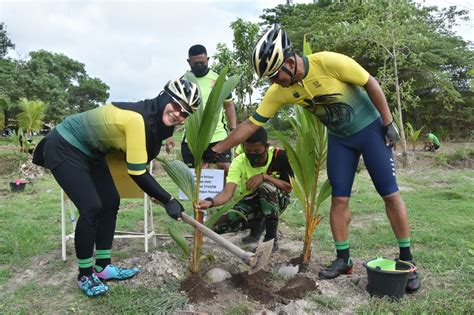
[0,155,473,313]
[224,302,254,315]
[281,168,474,313]
[307,293,344,311]
[92,283,188,314]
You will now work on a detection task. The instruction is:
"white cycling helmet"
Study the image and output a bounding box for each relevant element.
[164,78,201,115]
[252,25,292,78]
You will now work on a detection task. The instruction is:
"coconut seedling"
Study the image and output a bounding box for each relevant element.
[405,122,424,152]
[278,106,331,263]
[160,67,240,272]
[277,35,332,263]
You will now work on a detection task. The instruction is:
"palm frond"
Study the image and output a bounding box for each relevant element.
[204,193,244,228]
[168,227,190,257]
[303,34,313,56]
[158,158,196,202]
[185,68,240,167]
[315,179,332,210]
[16,98,47,133]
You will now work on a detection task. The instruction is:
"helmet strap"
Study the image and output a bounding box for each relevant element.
[281,52,298,85]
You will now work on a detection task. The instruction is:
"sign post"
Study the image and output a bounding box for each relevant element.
[178,168,225,200]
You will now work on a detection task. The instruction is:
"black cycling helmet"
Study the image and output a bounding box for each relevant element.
[252,24,292,78]
[164,78,201,115]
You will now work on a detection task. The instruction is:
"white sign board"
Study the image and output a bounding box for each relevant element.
[178,168,225,200]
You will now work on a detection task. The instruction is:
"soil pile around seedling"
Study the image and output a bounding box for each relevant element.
[180,269,319,306]
[179,273,217,303]
[276,275,319,299]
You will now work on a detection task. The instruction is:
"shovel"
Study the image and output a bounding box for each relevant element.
[181,212,273,274]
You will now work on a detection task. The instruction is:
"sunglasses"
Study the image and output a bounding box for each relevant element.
[170,101,192,118]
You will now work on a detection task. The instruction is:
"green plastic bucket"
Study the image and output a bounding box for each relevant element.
[366,258,396,271]
[364,259,415,299]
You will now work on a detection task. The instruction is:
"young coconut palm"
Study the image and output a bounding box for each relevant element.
[160,67,240,272]
[405,122,424,152]
[16,98,48,135]
[278,106,331,264]
[277,34,331,264]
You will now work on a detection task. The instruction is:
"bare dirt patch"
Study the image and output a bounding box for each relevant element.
[180,273,217,302]
[172,234,371,314]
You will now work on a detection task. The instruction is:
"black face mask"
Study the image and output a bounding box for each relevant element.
[246,152,267,167]
[190,64,209,77]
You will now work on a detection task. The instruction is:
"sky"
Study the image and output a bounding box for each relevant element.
[1,0,472,102]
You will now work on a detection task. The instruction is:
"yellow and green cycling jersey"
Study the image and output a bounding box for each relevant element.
[56,95,175,176]
[183,70,232,143]
[250,52,380,137]
[227,147,292,196]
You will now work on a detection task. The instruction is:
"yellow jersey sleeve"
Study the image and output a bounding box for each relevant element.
[320,52,370,87]
[123,113,148,175]
[250,84,291,126]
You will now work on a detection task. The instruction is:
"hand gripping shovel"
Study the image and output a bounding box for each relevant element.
[181,213,273,274]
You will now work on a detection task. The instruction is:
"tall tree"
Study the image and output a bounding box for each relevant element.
[68,76,110,113]
[1,50,110,124]
[213,18,261,121]
[0,23,14,58]
[20,50,110,122]
[260,0,473,142]
[0,94,9,130]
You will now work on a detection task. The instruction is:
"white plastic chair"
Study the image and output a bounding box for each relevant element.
[60,152,156,261]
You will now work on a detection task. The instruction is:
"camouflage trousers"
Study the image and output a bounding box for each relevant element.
[212,182,290,234]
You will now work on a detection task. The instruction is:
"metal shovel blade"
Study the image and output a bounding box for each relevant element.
[248,238,274,275]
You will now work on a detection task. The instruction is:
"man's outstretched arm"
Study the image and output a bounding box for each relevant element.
[364,76,392,125]
[212,119,260,153]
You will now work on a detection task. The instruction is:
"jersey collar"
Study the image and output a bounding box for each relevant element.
[302,55,309,79]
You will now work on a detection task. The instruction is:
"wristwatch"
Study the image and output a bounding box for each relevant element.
[205,197,214,207]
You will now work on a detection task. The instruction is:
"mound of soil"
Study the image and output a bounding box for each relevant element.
[180,268,319,307]
[231,270,284,304]
[276,275,319,300]
[179,273,217,303]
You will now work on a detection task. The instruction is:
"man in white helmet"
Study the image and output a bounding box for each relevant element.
[212,25,419,293]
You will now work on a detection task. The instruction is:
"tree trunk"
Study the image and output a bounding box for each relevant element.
[191,167,203,272]
[392,44,409,167]
[302,223,313,264]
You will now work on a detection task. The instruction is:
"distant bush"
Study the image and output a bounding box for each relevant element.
[435,148,474,168]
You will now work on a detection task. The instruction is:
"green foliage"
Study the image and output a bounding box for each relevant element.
[9,127,32,155]
[277,105,331,262]
[0,94,10,129]
[213,19,262,121]
[1,161,473,313]
[405,121,424,151]
[274,36,332,262]
[0,49,109,125]
[168,226,190,258]
[204,193,245,229]
[93,284,188,314]
[158,158,196,201]
[0,23,14,58]
[224,303,253,315]
[307,293,343,311]
[435,147,474,167]
[259,1,474,138]
[185,68,240,169]
[161,67,240,272]
[16,98,47,134]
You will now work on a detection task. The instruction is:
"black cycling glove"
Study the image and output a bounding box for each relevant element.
[383,121,399,147]
[165,197,184,220]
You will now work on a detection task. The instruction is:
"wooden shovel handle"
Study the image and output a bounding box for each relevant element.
[181,213,253,263]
